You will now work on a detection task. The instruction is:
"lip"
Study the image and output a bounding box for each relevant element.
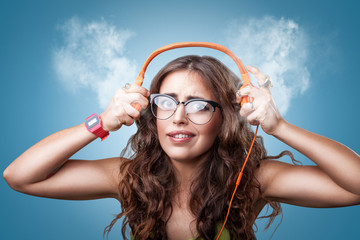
[167,130,196,143]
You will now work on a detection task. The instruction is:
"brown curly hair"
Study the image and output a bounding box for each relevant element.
[104,55,283,239]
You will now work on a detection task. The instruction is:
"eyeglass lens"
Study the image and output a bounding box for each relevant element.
[151,95,215,125]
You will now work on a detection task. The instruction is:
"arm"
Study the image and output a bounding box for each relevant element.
[3,84,150,200]
[272,120,360,195]
[239,66,360,207]
[256,121,360,207]
[3,123,120,200]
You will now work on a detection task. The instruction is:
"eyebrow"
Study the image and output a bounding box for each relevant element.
[163,93,205,101]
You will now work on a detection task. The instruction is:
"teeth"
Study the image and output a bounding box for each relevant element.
[172,134,191,139]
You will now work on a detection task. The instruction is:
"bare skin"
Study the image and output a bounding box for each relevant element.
[3,66,360,239]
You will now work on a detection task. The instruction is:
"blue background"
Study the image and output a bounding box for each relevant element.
[1,0,359,239]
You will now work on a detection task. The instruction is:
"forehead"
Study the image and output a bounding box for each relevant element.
[159,70,216,101]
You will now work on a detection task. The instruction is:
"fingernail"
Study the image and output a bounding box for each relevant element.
[124,83,131,89]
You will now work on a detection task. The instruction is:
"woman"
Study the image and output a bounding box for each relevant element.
[3,55,360,240]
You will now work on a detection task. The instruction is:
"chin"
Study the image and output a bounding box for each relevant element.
[165,151,192,163]
[164,147,211,164]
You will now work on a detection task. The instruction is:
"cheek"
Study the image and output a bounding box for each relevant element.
[200,112,222,142]
[156,119,167,143]
[210,111,222,133]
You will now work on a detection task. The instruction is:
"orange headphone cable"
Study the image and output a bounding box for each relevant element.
[216,125,259,240]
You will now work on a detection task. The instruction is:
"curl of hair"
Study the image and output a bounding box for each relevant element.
[104,55,293,240]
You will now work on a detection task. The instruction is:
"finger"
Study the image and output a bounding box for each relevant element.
[236,90,242,103]
[114,114,134,127]
[247,105,268,126]
[237,85,257,107]
[246,65,268,87]
[122,117,135,127]
[123,83,150,97]
[238,84,262,99]
[238,84,254,97]
[239,102,255,117]
[246,109,261,126]
[123,103,141,120]
[125,93,150,110]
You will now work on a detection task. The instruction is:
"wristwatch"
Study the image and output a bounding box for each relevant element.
[85,113,109,141]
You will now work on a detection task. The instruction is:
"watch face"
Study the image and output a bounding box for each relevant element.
[86,115,100,129]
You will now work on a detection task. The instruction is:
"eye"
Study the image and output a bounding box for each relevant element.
[155,96,176,110]
[187,101,211,113]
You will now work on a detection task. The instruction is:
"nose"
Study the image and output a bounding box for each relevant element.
[172,103,189,125]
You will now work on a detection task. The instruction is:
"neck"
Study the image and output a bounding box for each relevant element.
[170,151,211,189]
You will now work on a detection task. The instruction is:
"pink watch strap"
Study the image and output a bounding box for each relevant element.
[85,114,109,141]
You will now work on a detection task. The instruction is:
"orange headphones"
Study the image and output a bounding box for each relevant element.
[133,42,259,239]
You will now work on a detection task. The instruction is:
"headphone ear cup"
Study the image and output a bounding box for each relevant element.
[240,96,252,107]
[239,84,254,107]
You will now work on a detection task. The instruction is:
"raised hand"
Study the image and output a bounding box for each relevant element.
[236,66,284,135]
[101,83,150,132]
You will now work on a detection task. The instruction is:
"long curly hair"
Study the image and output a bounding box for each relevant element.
[104,55,284,239]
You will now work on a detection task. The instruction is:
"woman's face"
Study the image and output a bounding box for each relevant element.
[156,70,222,165]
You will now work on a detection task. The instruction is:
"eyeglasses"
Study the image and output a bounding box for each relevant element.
[150,94,221,125]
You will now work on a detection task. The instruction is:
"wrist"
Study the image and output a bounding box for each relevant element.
[270,117,288,137]
[99,113,111,132]
[85,113,109,141]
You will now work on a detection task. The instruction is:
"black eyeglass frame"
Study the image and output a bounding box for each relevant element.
[150,94,221,125]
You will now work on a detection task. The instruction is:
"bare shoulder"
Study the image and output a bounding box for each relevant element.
[92,157,124,175]
[92,157,128,186]
[91,157,124,182]
[81,157,129,193]
[251,160,287,212]
[254,160,289,193]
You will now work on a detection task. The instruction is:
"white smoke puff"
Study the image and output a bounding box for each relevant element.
[53,16,137,109]
[225,16,310,114]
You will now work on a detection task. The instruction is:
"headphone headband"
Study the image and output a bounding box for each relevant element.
[134,42,250,86]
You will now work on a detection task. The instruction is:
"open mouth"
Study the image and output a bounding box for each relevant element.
[171,134,193,139]
[167,131,195,143]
